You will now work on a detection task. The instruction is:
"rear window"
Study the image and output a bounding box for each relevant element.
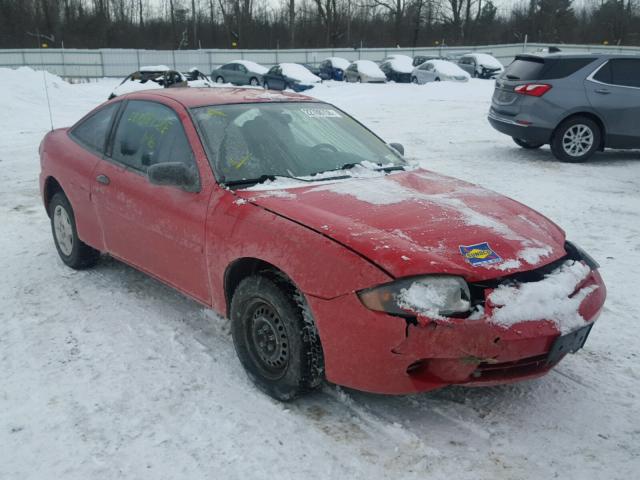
[504,57,595,80]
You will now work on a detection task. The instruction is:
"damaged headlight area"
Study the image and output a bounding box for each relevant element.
[564,241,599,270]
[358,276,471,318]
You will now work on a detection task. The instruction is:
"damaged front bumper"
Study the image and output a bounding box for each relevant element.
[308,266,606,395]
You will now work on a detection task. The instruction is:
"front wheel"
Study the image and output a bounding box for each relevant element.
[513,137,544,149]
[230,274,324,401]
[551,116,601,162]
[411,76,418,84]
[216,76,225,84]
[356,76,362,83]
[49,192,100,269]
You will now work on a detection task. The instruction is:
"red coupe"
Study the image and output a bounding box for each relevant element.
[39,88,606,400]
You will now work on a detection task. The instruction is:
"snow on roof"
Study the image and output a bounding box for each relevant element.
[471,53,503,68]
[488,260,597,333]
[354,60,385,77]
[280,63,321,83]
[325,57,350,70]
[112,78,164,96]
[385,56,413,74]
[231,60,269,74]
[140,65,172,72]
[426,60,469,77]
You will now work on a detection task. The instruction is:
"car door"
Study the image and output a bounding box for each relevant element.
[422,63,435,82]
[267,66,285,90]
[91,99,212,303]
[458,57,473,75]
[236,64,249,84]
[585,58,640,147]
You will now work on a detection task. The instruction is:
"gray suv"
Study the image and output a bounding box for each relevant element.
[489,53,640,162]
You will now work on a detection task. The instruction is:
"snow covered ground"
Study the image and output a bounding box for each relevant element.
[1,68,639,479]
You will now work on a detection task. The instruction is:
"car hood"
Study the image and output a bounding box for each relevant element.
[236,169,566,281]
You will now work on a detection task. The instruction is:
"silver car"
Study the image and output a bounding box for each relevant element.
[211,60,268,86]
[411,60,470,84]
[344,60,387,83]
[458,53,504,79]
[489,52,640,162]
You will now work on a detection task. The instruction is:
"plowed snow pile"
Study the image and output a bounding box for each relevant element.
[1,68,639,480]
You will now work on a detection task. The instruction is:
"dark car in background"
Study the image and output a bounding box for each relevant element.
[109,66,187,99]
[379,55,414,83]
[211,60,268,86]
[262,63,321,91]
[413,55,440,67]
[319,57,350,81]
[489,53,640,162]
[302,63,322,77]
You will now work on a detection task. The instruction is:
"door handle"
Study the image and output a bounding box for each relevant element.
[595,88,610,95]
[96,174,110,185]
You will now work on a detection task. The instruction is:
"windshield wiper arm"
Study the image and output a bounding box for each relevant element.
[375,165,406,173]
[223,174,278,187]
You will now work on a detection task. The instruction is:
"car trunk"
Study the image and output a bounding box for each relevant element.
[491,56,547,117]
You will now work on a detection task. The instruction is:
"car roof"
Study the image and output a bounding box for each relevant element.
[119,87,317,108]
[517,52,640,60]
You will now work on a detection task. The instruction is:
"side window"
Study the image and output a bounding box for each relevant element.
[609,59,640,88]
[70,103,119,153]
[268,66,278,75]
[238,65,247,73]
[110,101,195,173]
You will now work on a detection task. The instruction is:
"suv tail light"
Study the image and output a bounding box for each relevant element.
[514,83,552,97]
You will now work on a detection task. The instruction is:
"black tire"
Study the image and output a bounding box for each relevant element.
[356,76,362,83]
[513,137,544,149]
[411,76,418,84]
[230,273,324,401]
[49,192,100,269]
[249,77,259,86]
[216,76,225,83]
[551,116,601,163]
[435,77,441,82]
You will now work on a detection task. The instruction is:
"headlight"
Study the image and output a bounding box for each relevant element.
[358,276,471,317]
[565,241,599,270]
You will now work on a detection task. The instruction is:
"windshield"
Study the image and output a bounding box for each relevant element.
[192,102,406,185]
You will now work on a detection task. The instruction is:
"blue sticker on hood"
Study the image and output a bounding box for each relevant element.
[459,242,502,266]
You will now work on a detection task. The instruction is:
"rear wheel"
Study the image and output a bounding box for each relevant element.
[513,137,544,149]
[356,76,362,83]
[249,77,259,86]
[230,273,324,401]
[216,76,225,83]
[551,116,601,163]
[435,77,441,82]
[49,192,100,269]
[411,76,418,84]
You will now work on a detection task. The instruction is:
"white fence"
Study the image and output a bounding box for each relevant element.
[1,43,640,78]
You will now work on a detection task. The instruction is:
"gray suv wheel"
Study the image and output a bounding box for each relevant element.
[551,116,601,163]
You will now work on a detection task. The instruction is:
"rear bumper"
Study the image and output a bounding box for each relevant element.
[309,268,605,395]
[488,111,552,145]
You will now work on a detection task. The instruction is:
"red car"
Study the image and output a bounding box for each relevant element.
[39,88,606,400]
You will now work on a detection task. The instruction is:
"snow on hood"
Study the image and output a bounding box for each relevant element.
[280,63,321,83]
[354,60,385,78]
[386,56,414,74]
[428,60,470,77]
[326,57,350,70]
[232,60,269,74]
[473,54,503,69]
[235,169,567,281]
[488,260,597,333]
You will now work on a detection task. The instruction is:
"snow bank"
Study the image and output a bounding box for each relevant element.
[488,261,596,333]
[232,60,269,74]
[280,63,321,83]
[325,57,350,70]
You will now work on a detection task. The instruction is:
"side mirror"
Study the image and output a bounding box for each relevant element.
[148,162,199,192]
[389,143,404,156]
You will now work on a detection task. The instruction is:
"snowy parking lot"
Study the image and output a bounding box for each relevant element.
[1,68,639,479]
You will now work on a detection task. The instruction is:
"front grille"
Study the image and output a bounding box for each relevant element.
[471,354,549,380]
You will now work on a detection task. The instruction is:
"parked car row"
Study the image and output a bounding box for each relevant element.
[108,53,504,98]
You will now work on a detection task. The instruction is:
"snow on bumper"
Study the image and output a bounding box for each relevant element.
[308,264,605,395]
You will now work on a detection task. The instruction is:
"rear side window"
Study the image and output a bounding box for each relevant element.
[70,103,119,153]
[110,100,195,173]
[505,57,594,80]
[594,59,640,88]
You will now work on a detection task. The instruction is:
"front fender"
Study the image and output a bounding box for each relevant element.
[205,188,392,315]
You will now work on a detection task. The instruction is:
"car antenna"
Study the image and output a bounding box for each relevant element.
[39,48,54,131]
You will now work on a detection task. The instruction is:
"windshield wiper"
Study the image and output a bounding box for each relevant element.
[375,165,406,173]
[223,174,279,187]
